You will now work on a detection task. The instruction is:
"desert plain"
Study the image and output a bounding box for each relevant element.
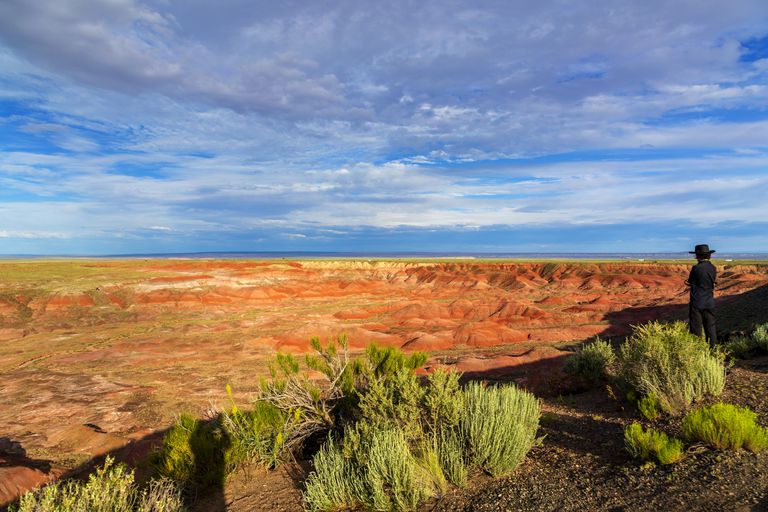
[2,258,768,506]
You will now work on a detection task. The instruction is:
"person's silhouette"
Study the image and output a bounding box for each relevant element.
[189,417,230,511]
[685,244,717,346]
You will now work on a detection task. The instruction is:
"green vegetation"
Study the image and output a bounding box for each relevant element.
[303,379,538,511]
[152,414,230,490]
[724,323,768,358]
[11,457,184,512]
[624,423,684,465]
[565,337,615,384]
[637,393,663,421]
[682,403,768,452]
[460,382,540,477]
[617,321,726,416]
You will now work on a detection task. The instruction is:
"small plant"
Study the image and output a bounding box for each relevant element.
[565,337,615,384]
[423,369,464,431]
[11,457,184,512]
[725,323,768,358]
[221,399,287,469]
[153,413,231,489]
[460,382,540,477]
[355,367,425,441]
[617,321,726,416]
[682,403,768,452]
[136,478,185,512]
[303,438,361,512]
[624,423,684,465]
[436,428,468,487]
[637,393,663,421]
[361,428,433,511]
[416,436,448,496]
[304,429,433,512]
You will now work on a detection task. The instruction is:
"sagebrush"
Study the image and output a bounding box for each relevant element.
[11,457,184,512]
[725,323,768,359]
[460,382,540,477]
[617,321,725,416]
[565,337,615,384]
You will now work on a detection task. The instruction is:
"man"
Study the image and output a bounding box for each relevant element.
[685,244,717,346]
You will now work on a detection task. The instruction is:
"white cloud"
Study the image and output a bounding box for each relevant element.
[0,1,767,251]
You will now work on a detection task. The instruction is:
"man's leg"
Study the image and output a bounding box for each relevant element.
[689,304,703,337]
[702,308,717,347]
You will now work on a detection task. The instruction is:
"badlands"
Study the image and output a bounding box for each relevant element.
[1,258,767,505]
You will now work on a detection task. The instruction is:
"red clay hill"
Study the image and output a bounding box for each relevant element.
[1,259,767,505]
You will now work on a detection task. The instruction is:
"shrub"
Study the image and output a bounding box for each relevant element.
[362,428,433,511]
[423,369,464,432]
[11,457,184,512]
[304,429,432,512]
[436,429,468,487]
[153,413,230,489]
[624,423,684,465]
[136,478,185,512]
[682,403,768,452]
[303,438,361,512]
[221,399,286,469]
[255,337,429,462]
[355,368,425,441]
[416,436,448,496]
[565,337,615,384]
[460,382,540,477]
[725,323,768,359]
[637,393,663,421]
[617,321,726,416]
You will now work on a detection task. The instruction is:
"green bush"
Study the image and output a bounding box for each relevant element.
[637,393,663,421]
[355,368,425,441]
[361,428,433,511]
[221,399,286,469]
[153,413,231,489]
[423,369,464,431]
[624,423,684,465]
[436,429,468,488]
[565,337,615,384]
[303,438,362,512]
[682,403,768,452]
[725,323,768,359]
[617,321,726,416]
[136,478,185,512]
[460,382,540,477]
[304,429,432,512]
[416,436,448,496]
[11,457,184,512]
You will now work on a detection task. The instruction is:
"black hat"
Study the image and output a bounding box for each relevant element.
[689,244,715,255]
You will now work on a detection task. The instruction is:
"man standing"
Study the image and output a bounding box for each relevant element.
[685,244,717,346]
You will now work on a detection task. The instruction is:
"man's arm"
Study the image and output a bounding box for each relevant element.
[685,266,694,287]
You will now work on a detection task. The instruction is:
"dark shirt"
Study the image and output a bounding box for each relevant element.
[688,260,716,309]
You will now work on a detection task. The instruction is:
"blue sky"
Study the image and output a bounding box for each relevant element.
[0,0,767,254]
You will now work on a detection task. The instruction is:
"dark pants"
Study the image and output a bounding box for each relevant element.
[689,305,717,346]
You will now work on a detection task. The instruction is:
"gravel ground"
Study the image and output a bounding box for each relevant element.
[428,357,768,512]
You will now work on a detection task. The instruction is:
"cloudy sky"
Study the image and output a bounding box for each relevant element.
[1,0,767,254]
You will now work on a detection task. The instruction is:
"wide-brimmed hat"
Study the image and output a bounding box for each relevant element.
[689,244,716,255]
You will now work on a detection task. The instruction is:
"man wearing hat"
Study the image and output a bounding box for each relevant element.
[685,244,717,346]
